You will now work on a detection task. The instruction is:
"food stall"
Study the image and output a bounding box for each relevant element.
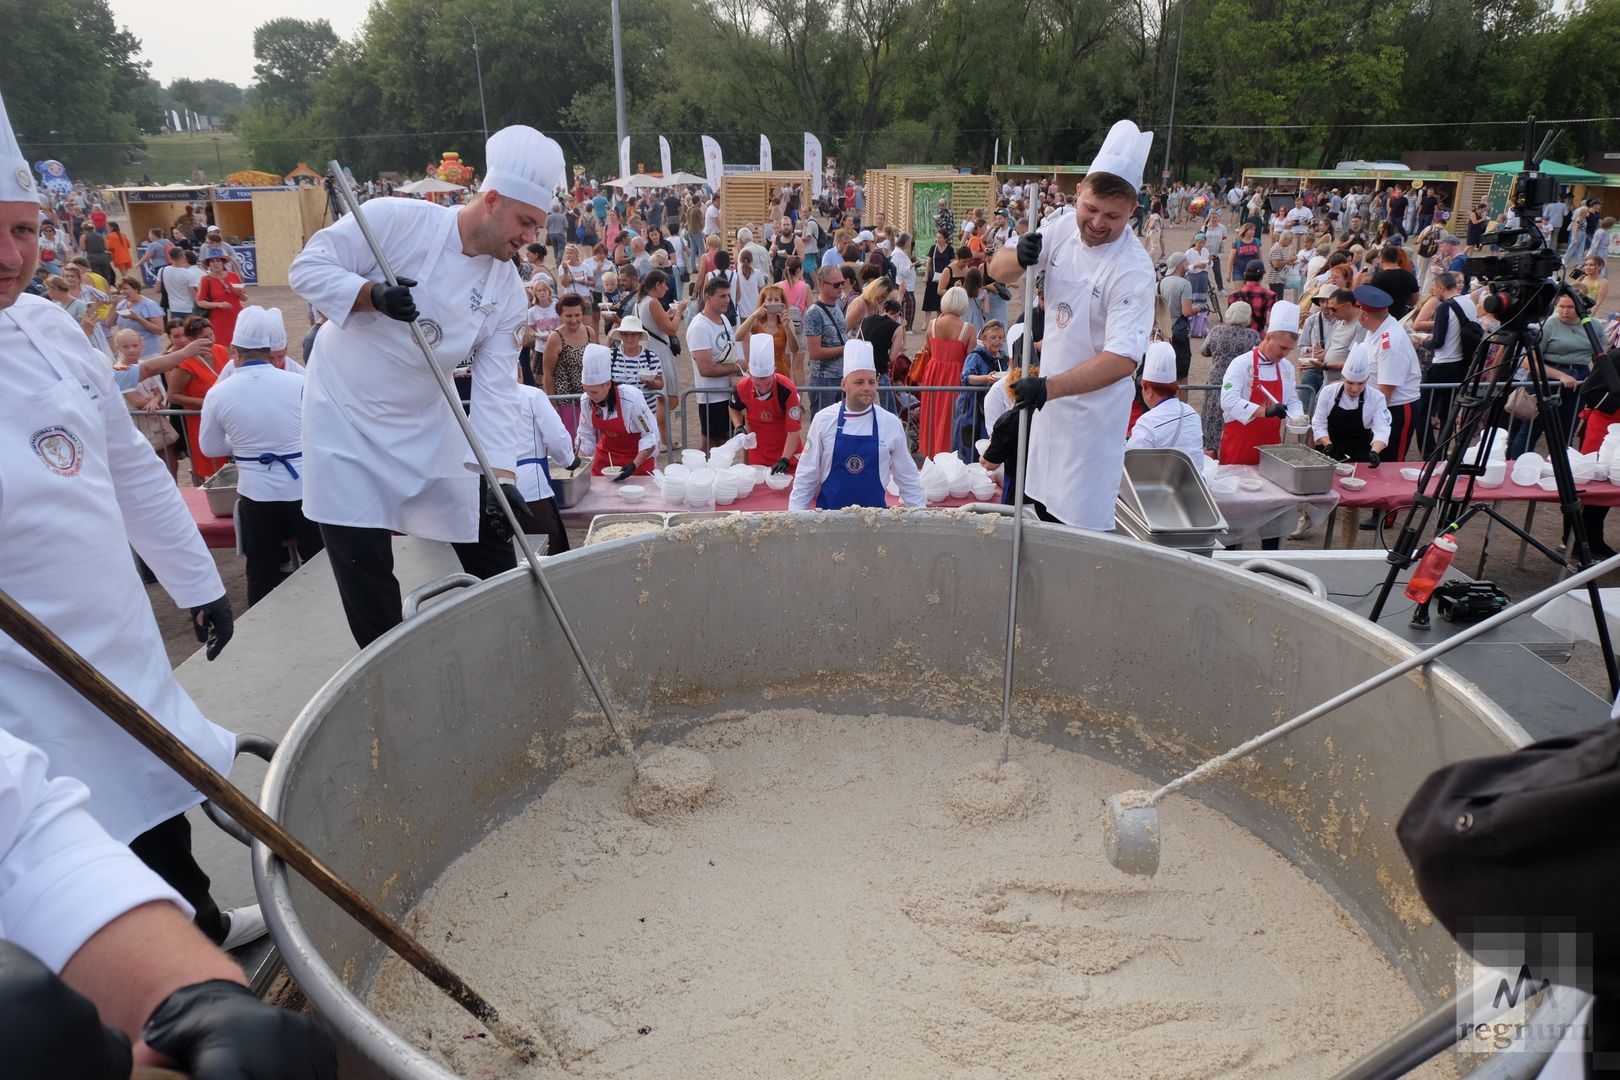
[865,167,994,245]
[109,183,329,287]
[718,170,809,251]
[1239,167,1478,236]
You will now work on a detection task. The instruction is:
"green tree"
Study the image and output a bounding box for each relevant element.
[252,18,341,113]
[1,0,151,178]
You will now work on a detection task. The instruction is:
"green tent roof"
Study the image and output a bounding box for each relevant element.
[1477,159,1605,183]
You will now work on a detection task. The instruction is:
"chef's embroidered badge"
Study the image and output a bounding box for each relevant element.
[788,406,802,420]
[762,410,776,422]
[31,426,84,476]
[1054,303,1073,328]
[418,319,443,346]
[845,455,866,474]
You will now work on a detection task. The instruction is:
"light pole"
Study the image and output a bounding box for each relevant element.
[211,136,223,179]
[610,0,627,167]
[454,10,489,145]
[1160,0,1188,183]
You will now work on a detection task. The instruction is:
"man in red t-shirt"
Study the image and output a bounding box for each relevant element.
[728,337,803,473]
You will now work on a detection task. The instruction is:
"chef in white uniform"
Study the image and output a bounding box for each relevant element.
[198,306,322,605]
[0,88,258,950]
[514,373,579,556]
[0,727,335,1077]
[988,119,1158,529]
[215,305,305,381]
[290,124,565,647]
[789,340,926,510]
[1127,341,1204,461]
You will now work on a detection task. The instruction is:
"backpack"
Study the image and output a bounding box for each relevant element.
[1445,298,1485,367]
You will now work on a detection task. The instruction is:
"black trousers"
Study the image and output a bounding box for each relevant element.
[319,502,517,648]
[238,495,324,606]
[129,813,227,944]
[515,495,571,556]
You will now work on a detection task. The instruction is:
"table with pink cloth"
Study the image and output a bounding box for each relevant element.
[180,485,237,549]
[561,483,976,525]
[1204,464,1340,547]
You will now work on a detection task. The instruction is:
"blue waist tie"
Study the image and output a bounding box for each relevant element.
[233,451,303,478]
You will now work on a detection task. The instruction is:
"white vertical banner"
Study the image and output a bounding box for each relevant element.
[618,136,631,180]
[170,109,181,131]
[803,132,823,197]
[759,134,772,172]
[993,138,999,171]
[701,135,723,191]
[659,135,672,177]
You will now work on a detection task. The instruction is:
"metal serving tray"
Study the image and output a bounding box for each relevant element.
[1257,444,1336,495]
[1117,449,1228,535]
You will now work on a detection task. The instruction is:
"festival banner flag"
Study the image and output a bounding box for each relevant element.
[803,132,823,198]
[701,136,723,191]
[619,136,631,181]
[659,135,672,177]
[759,134,772,172]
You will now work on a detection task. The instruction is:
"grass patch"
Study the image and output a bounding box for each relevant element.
[120,132,253,185]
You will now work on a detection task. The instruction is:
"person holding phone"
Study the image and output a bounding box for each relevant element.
[737,284,804,384]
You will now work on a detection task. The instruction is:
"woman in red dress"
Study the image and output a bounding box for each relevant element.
[194,249,245,346]
[916,286,977,456]
[167,316,228,481]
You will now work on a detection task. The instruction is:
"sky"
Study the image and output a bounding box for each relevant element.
[110,0,367,86]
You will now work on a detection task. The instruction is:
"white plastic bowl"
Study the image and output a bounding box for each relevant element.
[764,470,792,491]
[664,462,690,481]
[1400,467,1423,482]
[658,479,686,502]
[1239,477,1264,492]
[1285,416,1310,434]
[619,484,646,503]
[1334,463,1356,476]
[1340,476,1367,491]
[1206,477,1240,495]
[1537,476,1559,492]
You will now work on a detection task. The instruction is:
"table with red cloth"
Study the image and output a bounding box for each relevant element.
[561,483,975,525]
[180,486,237,548]
[1322,459,1620,564]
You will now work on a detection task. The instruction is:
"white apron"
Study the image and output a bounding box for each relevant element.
[1025,229,1136,529]
[0,311,235,843]
[301,210,507,543]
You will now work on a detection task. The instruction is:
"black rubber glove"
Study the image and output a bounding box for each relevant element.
[771,457,791,475]
[612,464,639,483]
[1012,376,1048,411]
[483,481,528,544]
[1015,231,1042,269]
[1320,443,1338,460]
[1367,449,1382,469]
[369,277,419,322]
[567,457,583,471]
[0,942,131,1080]
[142,979,337,1080]
[1263,402,1288,419]
[190,594,234,661]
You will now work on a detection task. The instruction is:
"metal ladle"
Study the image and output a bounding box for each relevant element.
[1104,552,1620,876]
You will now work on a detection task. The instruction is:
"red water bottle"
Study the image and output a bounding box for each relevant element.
[1405,534,1458,603]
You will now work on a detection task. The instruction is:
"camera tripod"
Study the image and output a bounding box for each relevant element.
[1367,281,1619,696]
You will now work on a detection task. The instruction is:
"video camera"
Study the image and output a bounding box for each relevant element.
[1462,117,1567,322]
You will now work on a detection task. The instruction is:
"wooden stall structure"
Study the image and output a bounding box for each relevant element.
[865,167,994,246]
[719,171,810,253]
[1240,167,1475,236]
[110,184,329,286]
[990,164,1091,198]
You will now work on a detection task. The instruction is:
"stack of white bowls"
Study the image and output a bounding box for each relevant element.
[659,462,689,503]
[681,449,708,470]
[685,467,715,509]
[713,467,739,506]
[1510,451,1542,487]
[730,463,758,498]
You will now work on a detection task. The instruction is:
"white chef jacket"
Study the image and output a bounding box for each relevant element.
[197,361,306,502]
[575,383,658,460]
[0,295,236,841]
[1310,381,1392,444]
[1127,399,1204,461]
[0,728,187,973]
[1022,217,1156,529]
[289,197,525,543]
[514,384,575,503]
[1370,314,1423,406]
[788,402,925,510]
[1221,350,1304,424]
[984,375,1011,434]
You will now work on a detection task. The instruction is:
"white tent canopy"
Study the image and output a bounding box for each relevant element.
[398,176,466,194]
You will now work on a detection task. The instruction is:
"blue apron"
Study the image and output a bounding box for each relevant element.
[517,458,553,487]
[815,404,886,510]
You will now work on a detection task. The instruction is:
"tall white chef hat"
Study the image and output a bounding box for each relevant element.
[1342,341,1373,383]
[1086,120,1154,193]
[482,126,566,213]
[1005,322,1025,360]
[1266,300,1302,337]
[231,306,278,349]
[748,333,775,379]
[265,306,288,351]
[581,342,613,386]
[0,84,37,203]
[1141,341,1178,384]
[842,338,875,379]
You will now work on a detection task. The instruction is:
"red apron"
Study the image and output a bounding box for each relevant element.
[1580,408,1620,455]
[738,375,802,470]
[1218,348,1284,466]
[588,387,656,475]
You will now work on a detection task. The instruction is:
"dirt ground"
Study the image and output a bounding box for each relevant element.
[150,218,1620,701]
